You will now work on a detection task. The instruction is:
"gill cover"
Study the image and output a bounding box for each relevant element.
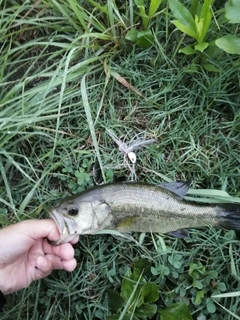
[76,200,112,234]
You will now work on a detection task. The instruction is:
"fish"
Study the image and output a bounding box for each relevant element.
[49,181,240,245]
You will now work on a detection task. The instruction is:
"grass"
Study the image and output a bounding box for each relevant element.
[1,0,240,319]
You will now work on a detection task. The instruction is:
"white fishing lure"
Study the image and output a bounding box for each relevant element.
[106,128,155,180]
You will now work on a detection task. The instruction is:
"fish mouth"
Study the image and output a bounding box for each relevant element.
[50,209,78,245]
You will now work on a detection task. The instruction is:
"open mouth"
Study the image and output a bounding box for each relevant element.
[50,209,79,244]
[50,209,65,234]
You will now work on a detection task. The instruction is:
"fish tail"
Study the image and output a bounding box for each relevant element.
[218,204,240,231]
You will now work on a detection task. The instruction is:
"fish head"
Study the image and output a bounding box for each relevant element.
[49,195,112,245]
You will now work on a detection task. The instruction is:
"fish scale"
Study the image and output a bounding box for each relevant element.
[97,183,221,232]
[49,181,240,245]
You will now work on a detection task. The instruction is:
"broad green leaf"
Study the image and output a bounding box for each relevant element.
[134,0,147,28]
[206,298,216,313]
[133,259,151,271]
[204,43,223,59]
[195,15,204,39]
[195,290,205,305]
[106,289,125,311]
[184,64,199,73]
[193,280,203,289]
[225,0,240,23]
[218,282,227,292]
[149,0,162,16]
[171,20,197,39]
[151,264,170,276]
[141,283,159,303]
[121,269,135,301]
[179,46,196,55]
[125,28,138,42]
[200,0,212,42]
[168,0,196,31]
[202,63,221,72]
[133,258,152,278]
[168,254,182,269]
[136,30,154,48]
[139,5,146,17]
[107,315,132,320]
[132,267,144,282]
[121,268,144,301]
[134,0,146,17]
[190,0,201,17]
[194,42,209,52]
[159,302,193,320]
[134,0,144,6]
[135,303,157,319]
[215,35,240,54]
[189,262,206,279]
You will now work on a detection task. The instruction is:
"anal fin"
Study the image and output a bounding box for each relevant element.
[167,229,189,238]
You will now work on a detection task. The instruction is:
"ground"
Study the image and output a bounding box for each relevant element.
[1,1,240,319]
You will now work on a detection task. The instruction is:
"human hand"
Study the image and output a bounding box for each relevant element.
[0,219,78,295]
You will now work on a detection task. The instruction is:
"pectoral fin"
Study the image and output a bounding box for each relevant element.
[112,232,135,242]
[158,181,192,199]
[167,229,189,238]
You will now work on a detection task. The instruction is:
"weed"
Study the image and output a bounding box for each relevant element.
[1,1,240,319]
[215,0,240,54]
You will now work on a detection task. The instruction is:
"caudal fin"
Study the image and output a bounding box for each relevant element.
[218,204,240,231]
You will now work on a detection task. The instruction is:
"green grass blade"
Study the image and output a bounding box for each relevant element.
[67,0,89,32]
[52,47,77,159]
[212,291,240,299]
[118,272,143,320]
[0,155,16,216]
[51,0,83,32]
[81,75,106,182]
[107,0,116,38]
[211,299,240,320]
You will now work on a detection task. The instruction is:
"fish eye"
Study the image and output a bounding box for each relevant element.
[67,206,79,216]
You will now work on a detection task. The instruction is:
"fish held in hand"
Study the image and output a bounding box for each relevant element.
[49,181,240,245]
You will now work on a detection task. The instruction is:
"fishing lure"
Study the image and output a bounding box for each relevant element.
[106,128,155,180]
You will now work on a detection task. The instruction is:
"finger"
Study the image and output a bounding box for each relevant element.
[47,235,79,246]
[36,255,52,274]
[19,219,61,242]
[70,236,79,244]
[43,239,75,260]
[42,253,77,271]
[62,259,77,272]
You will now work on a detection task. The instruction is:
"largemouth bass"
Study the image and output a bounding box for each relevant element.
[49,181,240,245]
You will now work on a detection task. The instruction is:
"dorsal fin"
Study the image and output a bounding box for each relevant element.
[157,181,191,199]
